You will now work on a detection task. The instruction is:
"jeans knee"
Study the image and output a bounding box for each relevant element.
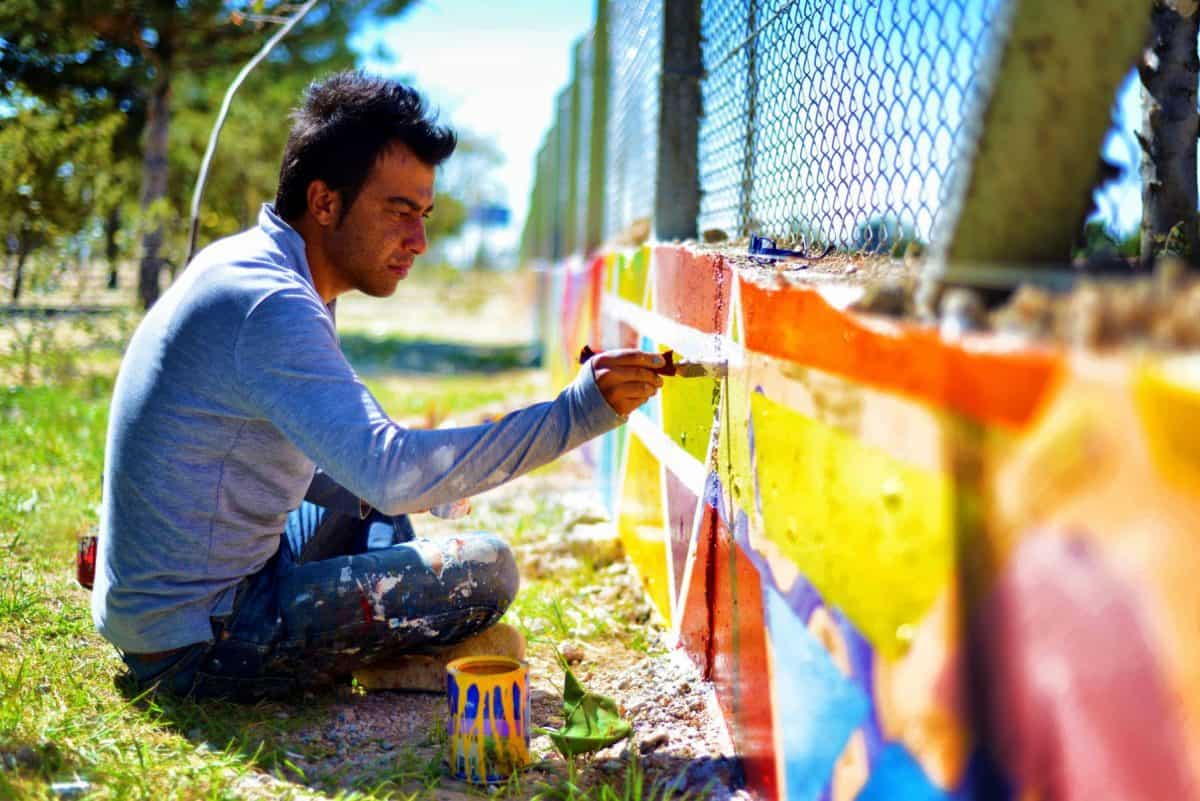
[466,534,519,611]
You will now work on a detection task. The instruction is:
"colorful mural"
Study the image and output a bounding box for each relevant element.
[541,243,1200,800]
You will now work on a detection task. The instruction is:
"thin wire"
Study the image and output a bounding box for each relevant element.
[706,0,802,74]
[186,0,320,264]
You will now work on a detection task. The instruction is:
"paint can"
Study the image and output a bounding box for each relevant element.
[76,534,97,590]
[445,655,531,783]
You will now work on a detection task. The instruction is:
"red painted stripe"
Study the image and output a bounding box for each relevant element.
[653,246,732,334]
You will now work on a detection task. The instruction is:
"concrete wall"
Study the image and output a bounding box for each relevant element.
[541,242,1200,800]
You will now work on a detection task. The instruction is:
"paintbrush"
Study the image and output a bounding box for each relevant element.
[578,346,727,379]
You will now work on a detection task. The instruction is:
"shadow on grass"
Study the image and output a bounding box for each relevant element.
[340,333,541,376]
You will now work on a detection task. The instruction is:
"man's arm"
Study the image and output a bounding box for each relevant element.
[235,287,659,516]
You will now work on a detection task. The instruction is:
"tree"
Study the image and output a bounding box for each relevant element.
[1138,0,1200,265]
[0,93,124,301]
[0,0,412,308]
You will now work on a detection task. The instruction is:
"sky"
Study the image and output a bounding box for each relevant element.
[355,1,595,262]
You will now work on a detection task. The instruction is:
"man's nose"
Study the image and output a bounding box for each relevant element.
[406,220,427,255]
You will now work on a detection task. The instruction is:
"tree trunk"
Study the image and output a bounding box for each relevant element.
[11,243,28,303]
[138,71,172,310]
[105,206,121,290]
[1139,0,1200,265]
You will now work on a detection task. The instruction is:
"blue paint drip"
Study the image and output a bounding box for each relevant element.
[493,686,505,720]
[464,684,479,721]
[513,681,522,727]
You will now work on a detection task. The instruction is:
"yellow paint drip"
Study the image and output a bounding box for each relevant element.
[446,657,530,784]
[751,392,954,658]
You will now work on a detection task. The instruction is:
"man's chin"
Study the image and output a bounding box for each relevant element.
[361,279,403,299]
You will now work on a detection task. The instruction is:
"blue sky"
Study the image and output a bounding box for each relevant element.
[355,1,594,258]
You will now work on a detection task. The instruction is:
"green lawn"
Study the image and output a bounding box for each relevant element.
[0,312,673,801]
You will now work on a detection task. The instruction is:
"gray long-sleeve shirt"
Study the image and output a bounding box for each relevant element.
[92,205,623,654]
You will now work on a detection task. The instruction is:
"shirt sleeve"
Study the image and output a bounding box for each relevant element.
[233,286,625,515]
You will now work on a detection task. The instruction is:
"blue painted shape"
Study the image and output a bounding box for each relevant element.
[597,428,625,515]
[764,585,869,801]
[857,743,958,801]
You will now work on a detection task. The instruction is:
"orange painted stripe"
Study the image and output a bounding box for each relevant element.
[739,275,1063,428]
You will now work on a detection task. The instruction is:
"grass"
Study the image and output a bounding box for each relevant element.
[0,305,679,801]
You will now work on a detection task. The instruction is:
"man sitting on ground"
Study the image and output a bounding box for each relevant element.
[92,70,663,700]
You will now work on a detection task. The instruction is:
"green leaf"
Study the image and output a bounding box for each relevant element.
[537,655,632,758]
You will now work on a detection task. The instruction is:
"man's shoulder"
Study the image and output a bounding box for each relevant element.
[185,226,316,305]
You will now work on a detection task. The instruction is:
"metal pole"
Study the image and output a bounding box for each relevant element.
[654,0,703,242]
[186,0,319,265]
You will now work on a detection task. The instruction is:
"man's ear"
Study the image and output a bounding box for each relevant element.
[306,180,341,227]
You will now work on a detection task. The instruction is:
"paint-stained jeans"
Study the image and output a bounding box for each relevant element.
[122,501,519,701]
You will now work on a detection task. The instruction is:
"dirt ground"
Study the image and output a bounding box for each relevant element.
[224,456,749,801]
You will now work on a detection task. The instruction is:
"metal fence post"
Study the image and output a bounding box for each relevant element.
[587,0,610,254]
[935,0,1153,287]
[654,0,703,242]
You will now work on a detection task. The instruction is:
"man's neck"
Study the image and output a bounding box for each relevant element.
[291,215,342,303]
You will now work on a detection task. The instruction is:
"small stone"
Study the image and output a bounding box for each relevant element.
[678,681,691,694]
[559,642,585,665]
[639,730,670,754]
[378,741,395,752]
[338,709,357,724]
[598,758,625,774]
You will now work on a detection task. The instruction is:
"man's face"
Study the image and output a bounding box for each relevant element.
[324,142,435,298]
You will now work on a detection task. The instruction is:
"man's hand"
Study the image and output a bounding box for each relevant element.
[591,349,665,416]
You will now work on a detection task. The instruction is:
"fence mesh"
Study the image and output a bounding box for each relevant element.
[699,0,1007,253]
[604,0,663,240]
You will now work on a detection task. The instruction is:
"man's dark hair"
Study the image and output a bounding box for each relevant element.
[275,71,457,221]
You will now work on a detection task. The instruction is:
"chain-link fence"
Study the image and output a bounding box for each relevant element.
[700,0,1007,252]
[523,0,1011,260]
[605,0,663,240]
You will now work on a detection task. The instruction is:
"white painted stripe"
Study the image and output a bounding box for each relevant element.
[627,411,710,497]
[604,294,745,369]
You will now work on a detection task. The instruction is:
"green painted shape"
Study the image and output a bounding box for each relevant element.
[539,658,632,757]
[751,392,954,658]
[616,246,650,306]
[945,0,1152,267]
[661,372,720,463]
